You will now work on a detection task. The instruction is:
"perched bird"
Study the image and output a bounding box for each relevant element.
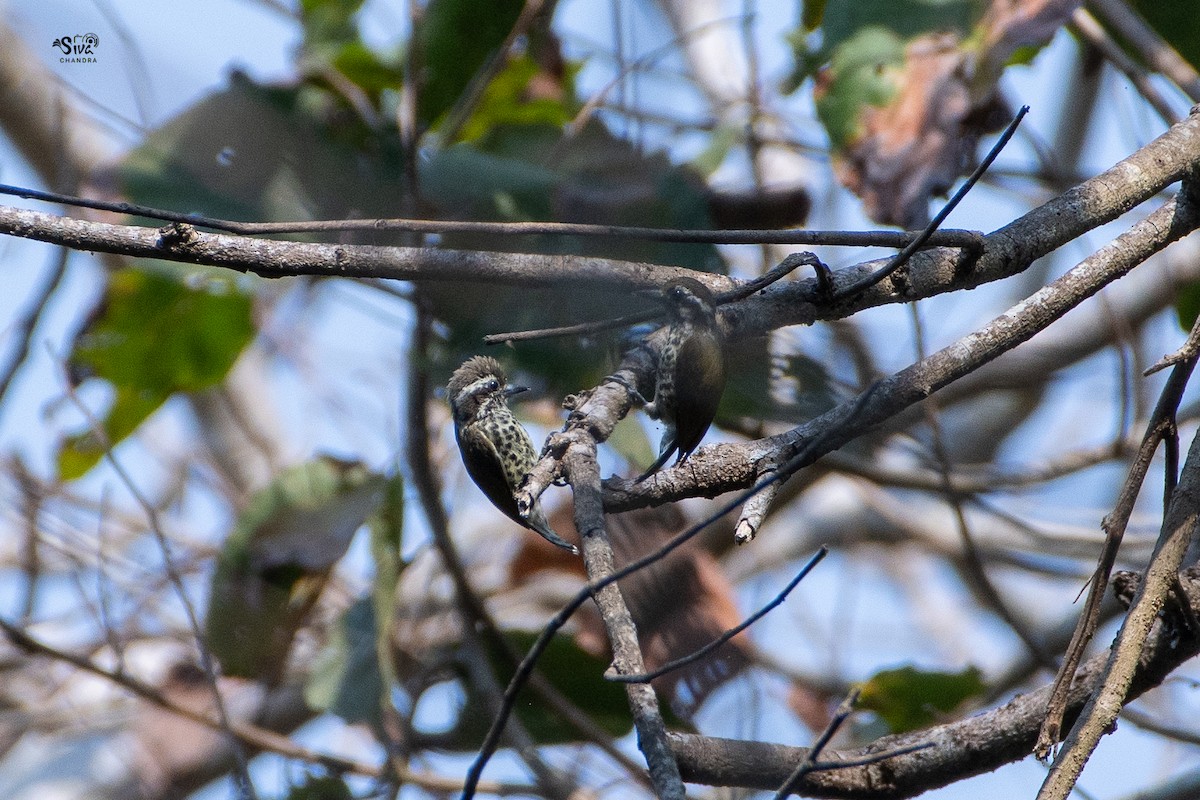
[447,356,577,553]
[637,277,727,481]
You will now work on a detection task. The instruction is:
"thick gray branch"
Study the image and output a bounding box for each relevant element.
[606,192,1200,509]
[1039,427,1200,798]
[0,208,711,290]
[669,565,1200,797]
[565,444,684,800]
[722,108,1200,338]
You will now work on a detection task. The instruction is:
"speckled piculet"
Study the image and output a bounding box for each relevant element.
[447,356,577,553]
[637,277,727,481]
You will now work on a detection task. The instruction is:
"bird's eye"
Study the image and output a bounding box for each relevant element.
[486,379,499,392]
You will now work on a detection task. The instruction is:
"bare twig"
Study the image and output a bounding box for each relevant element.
[1087,0,1200,101]
[0,245,69,409]
[774,689,861,799]
[1038,375,1200,795]
[608,546,827,684]
[567,444,684,800]
[1069,9,1180,126]
[60,377,258,800]
[830,106,1028,302]
[1037,311,1200,756]
[733,477,778,545]
[0,181,982,248]
[823,436,1135,495]
[0,616,534,796]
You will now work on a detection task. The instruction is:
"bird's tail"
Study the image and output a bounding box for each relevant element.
[527,505,579,554]
[635,437,678,482]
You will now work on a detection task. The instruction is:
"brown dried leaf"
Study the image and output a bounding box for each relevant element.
[836,0,1080,227]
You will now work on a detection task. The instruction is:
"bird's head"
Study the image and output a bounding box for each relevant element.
[661,277,718,324]
[447,356,528,424]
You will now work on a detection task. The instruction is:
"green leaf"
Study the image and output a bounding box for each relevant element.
[820,0,982,52]
[607,415,657,474]
[60,269,254,479]
[369,474,405,690]
[1178,282,1200,331]
[121,76,408,225]
[1131,0,1200,73]
[814,26,906,149]
[418,629,634,750]
[306,597,385,725]
[802,0,828,32]
[787,0,984,95]
[709,339,838,430]
[331,40,404,95]
[206,457,385,682]
[417,0,526,126]
[300,0,365,53]
[286,774,354,800]
[467,630,632,746]
[457,55,577,142]
[857,665,985,733]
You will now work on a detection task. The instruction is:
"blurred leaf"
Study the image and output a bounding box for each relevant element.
[814,26,906,149]
[421,139,560,221]
[60,269,254,479]
[820,0,981,52]
[306,597,384,725]
[418,0,526,126]
[72,270,252,392]
[207,457,385,682]
[802,0,828,31]
[691,124,739,178]
[607,415,656,474]
[429,629,632,749]
[1178,282,1200,331]
[369,474,405,690]
[484,629,632,744]
[717,340,837,426]
[330,40,405,94]
[789,0,982,90]
[458,55,577,142]
[121,75,407,225]
[420,119,725,395]
[858,665,985,733]
[300,0,364,56]
[1130,0,1200,72]
[286,774,354,800]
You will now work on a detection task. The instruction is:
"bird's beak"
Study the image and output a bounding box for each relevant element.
[504,385,530,398]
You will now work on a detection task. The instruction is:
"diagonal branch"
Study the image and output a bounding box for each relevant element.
[669,563,1200,797]
[1036,310,1200,756]
[604,192,1200,512]
[1038,389,1200,792]
[0,110,1196,335]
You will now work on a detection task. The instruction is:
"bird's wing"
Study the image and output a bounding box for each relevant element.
[672,330,727,458]
[458,424,522,522]
[460,425,577,552]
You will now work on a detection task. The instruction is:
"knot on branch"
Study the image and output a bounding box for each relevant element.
[156,222,199,249]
